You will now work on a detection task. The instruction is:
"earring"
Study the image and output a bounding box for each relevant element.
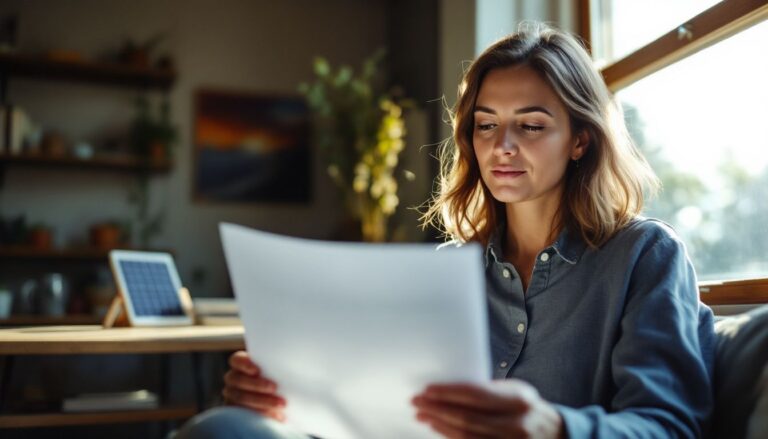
[573,158,580,169]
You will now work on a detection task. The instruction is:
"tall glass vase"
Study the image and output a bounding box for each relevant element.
[360,206,387,242]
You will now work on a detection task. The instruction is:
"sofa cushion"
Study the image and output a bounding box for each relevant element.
[711,304,768,439]
[746,364,767,439]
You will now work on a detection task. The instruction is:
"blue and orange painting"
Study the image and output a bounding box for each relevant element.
[194,90,310,203]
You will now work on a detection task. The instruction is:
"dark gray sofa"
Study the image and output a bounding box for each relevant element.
[712,303,768,439]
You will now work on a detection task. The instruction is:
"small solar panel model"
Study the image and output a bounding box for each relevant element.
[103,250,194,327]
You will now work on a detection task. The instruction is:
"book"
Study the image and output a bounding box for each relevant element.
[193,297,238,316]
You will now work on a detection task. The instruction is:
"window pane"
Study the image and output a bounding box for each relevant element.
[618,21,768,281]
[594,0,722,65]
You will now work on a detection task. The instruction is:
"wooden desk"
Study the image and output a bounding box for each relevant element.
[0,325,245,429]
[0,325,245,355]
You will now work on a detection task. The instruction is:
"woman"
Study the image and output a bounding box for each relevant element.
[180,23,714,438]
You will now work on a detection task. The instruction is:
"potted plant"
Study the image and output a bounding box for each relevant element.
[89,220,129,249]
[130,96,177,163]
[299,51,411,242]
[27,223,53,249]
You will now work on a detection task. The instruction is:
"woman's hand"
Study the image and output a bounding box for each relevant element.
[223,350,287,422]
[412,379,564,439]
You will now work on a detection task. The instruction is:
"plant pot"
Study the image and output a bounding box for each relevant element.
[90,224,123,249]
[28,228,52,249]
[150,141,167,163]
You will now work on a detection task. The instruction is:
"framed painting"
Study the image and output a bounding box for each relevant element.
[193,89,310,203]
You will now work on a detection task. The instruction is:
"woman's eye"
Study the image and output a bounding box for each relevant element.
[476,123,497,131]
[521,124,544,133]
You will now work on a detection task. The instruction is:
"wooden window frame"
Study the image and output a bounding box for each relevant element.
[578,0,768,306]
[600,0,768,91]
[699,278,768,306]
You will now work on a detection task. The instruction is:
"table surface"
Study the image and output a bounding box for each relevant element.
[0,324,245,355]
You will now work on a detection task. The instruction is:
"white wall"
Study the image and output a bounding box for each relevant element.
[0,0,388,296]
[438,0,578,142]
[476,0,577,53]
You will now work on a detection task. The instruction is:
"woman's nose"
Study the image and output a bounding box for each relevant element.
[495,128,518,155]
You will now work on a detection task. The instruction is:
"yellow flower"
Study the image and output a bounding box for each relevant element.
[355,162,370,178]
[370,178,384,198]
[383,174,398,194]
[380,193,399,214]
[385,153,398,168]
[353,177,368,193]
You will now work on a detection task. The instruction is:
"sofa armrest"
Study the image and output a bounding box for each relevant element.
[711,304,768,439]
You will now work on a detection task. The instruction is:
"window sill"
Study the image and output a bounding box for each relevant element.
[699,277,768,306]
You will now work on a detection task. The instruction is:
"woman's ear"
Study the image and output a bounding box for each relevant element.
[571,130,589,160]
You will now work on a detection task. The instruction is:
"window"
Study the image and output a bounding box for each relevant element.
[590,0,722,66]
[584,0,768,304]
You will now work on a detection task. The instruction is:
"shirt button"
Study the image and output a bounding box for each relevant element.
[500,361,508,368]
[502,269,510,278]
[517,323,525,333]
[540,253,550,262]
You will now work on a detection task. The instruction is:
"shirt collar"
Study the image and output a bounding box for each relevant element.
[550,226,587,265]
[484,222,587,267]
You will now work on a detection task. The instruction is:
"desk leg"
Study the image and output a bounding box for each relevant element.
[192,353,205,413]
[0,355,14,413]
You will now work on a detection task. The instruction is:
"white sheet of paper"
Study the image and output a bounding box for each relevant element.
[220,223,490,439]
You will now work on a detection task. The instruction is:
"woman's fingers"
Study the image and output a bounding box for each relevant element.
[222,385,286,411]
[415,398,500,436]
[223,351,286,415]
[419,382,530,413]
[229,350,260,375]
[223,369,278,394]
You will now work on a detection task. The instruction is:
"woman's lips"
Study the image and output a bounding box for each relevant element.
[491,170,526,178]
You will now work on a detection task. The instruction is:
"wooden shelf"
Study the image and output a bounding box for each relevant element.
[0,245,114,261]
[0,406,196,428]
[0,52,175,90]
[0,245,172,261]
[0,315,102,326]
[0,153,171,173]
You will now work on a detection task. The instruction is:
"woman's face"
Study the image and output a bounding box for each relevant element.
[472,65,586,206]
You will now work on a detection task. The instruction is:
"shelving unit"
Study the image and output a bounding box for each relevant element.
[0,326,245,430]
[0,406,196,428]
[0,245,121,261]
[0,315,101,326]
[0,152,171,173]
[0,45,191,436]
[0,51,176,176]
[0,52,175,90]
[0,52,177,324]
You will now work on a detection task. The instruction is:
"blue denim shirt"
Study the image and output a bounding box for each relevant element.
[483,217,714,438]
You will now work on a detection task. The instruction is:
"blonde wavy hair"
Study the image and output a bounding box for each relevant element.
[422,22,659,248]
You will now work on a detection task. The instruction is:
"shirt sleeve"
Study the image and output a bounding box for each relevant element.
[555,235,714,438]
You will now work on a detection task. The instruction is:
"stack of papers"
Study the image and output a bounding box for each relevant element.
[194,297,240,325]
[220,223,490,439]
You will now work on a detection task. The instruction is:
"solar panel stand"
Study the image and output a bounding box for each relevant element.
[102,287,195,328]
[102,295,130,328]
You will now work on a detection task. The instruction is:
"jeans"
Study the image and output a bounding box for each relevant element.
[175,407,313,439]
